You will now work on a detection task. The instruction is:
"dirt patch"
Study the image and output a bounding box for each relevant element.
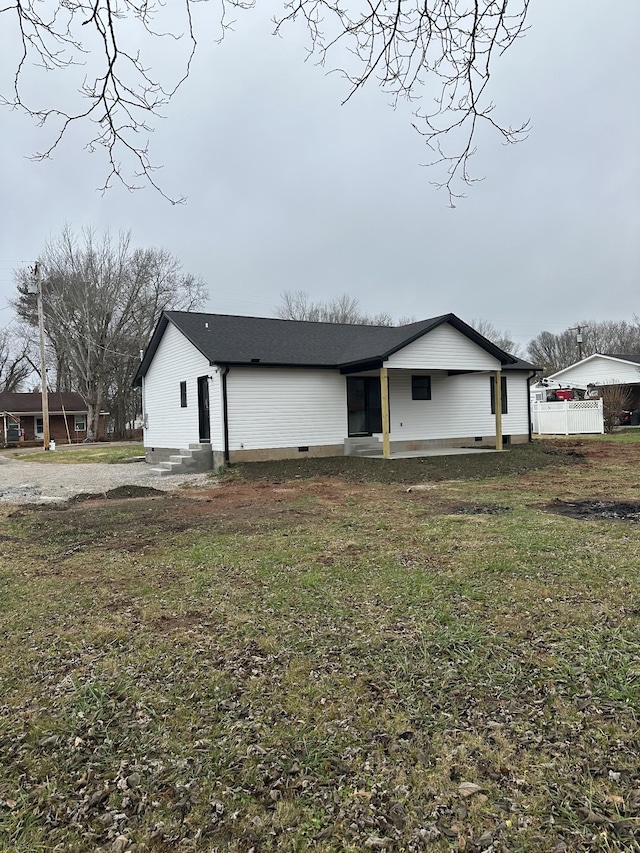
[542,499,640,522]
[69,485,165,503]
[229,441,580,484]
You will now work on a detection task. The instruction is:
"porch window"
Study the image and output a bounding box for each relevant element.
[180,380,187,408]
[411,375,432,400]
[36,417,44,436]
[75,415,86,432]
[490,375,508,414]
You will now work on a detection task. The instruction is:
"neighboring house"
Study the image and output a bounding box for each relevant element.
[133,311,538,468]
[0,391,107,447]
[548,354,640,409]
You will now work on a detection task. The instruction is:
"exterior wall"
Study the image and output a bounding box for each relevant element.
[226,367,347,451]
[550,356,640,388]
[377,370,529,443]
[385,323,501,371]
[229,444,345,463]
[143,322,217,451]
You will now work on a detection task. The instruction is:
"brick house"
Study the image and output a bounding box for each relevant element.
[0,391,108,447]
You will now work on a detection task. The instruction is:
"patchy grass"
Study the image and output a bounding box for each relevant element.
[13,444,144,464]
[1,438,640,852]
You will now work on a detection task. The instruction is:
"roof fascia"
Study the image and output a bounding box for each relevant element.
[133,314,170,387]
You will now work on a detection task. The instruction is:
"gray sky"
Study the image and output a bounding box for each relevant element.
[2,0,639,354]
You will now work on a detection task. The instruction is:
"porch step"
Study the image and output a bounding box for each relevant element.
[344,437,382,457]
[150,443,213,476]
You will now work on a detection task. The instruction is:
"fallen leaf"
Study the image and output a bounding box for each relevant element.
[458,782,483,798]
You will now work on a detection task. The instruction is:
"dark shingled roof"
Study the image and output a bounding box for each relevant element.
[134,311,537,385]
[0,391,88,414]
[603,354,640,365]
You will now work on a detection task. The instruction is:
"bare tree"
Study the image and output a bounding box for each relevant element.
[14,226,207,440]
[469,318,521,357]
[1,1,530,203]
[595,383,635,434]
[528,321,640,375]
[276,290,412,325]
[0,328,33,392]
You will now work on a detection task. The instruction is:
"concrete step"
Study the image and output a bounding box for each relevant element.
[168,454,204,472]
[149,464,176,477]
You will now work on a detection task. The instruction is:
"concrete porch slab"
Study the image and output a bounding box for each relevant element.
[367,448,499,458]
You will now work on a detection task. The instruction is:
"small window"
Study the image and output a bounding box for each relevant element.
[411,375,431,400]
[180,380,187,408]
[490,375,508,415]
[74,416,86,432]
[36,417,44,435]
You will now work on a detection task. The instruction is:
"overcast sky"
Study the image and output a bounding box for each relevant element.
[1,0,639,355]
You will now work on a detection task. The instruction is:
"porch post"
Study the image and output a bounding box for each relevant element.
[380,367,391,459]
[494,370,503,451]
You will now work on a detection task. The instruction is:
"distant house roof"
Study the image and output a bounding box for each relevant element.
[0,391,88,414]
[134,311,536,385]
[549,352,640,380]
[603,354,640,365]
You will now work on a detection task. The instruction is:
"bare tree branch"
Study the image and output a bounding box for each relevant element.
[276,289,411,324]
[2,0,531,201]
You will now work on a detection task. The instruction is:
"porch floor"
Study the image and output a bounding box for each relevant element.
[367,448,499,459]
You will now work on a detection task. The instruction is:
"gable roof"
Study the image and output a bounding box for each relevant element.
[549,352,640,379]
[134,311,535,385]
[0,391,88,414]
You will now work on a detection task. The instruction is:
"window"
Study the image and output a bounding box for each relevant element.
[180,380,187,408]
[35,417,44,435]
[490,375,508,414]
[411,375,432,400]
[74,416,86,432]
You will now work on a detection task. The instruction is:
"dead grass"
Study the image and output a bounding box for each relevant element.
[1,437,640,852]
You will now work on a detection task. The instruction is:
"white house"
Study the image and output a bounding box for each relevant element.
[548,353,640,391]
[133,311,538,469]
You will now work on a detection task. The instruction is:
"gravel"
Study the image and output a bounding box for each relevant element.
[0,457,216,504]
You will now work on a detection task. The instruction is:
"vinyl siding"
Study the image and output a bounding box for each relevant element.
[385,322,501,371]
[376,370,530,440]
[226,367,347,450]
[143,323,219,449]
[551,357,640,387]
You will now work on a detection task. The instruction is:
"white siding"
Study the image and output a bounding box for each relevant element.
[385,323,501,371]
[378,370,530,441]
[143,323,220,449]
[550,356,640,388]
[226,367,347,450]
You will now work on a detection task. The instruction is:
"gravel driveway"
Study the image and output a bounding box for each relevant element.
[0,456,215,504]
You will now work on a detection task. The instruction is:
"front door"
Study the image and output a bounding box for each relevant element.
[197,376,210,442]
[347,377,382,436]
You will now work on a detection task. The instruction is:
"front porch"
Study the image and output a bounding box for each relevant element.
[344,366,510,459]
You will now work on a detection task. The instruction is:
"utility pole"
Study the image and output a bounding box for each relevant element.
[569,324,587,361]
[34,262,51,450]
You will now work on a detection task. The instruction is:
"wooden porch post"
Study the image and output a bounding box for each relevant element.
[494,370,503,451]
[380,367,391,459]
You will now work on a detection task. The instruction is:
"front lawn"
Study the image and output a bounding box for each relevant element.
[12,444,144,464]
[1,437,639,852]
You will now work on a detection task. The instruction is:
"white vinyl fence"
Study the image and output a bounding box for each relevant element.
[532,399,604,435]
